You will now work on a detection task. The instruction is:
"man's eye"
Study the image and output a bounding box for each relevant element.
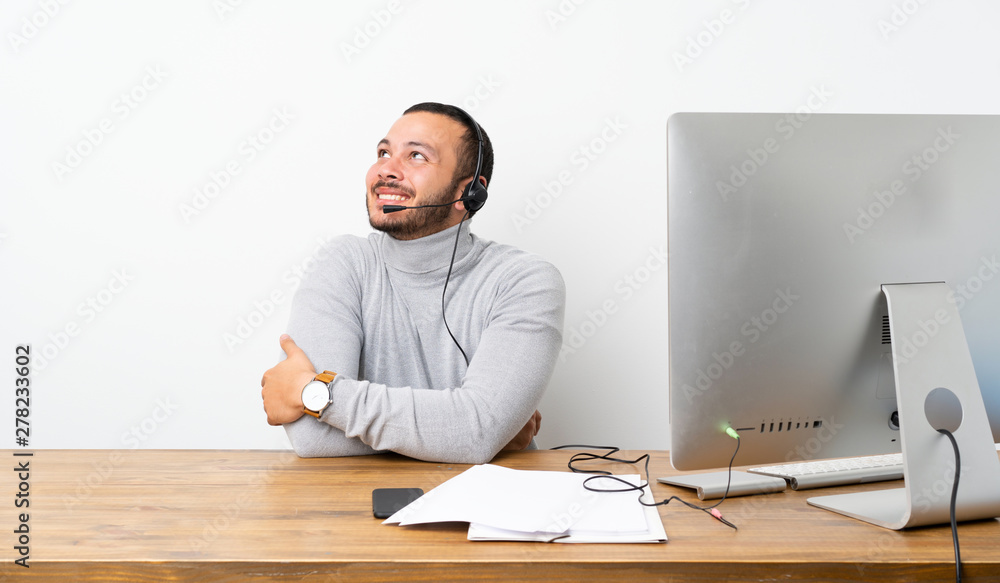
[378,149,390,158]
[411,152,426,160]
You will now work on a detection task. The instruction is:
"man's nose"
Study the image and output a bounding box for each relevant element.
[378,157,402,181]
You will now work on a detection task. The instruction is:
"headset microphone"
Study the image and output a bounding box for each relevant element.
[382,189,487,214]
[382,201,450,213]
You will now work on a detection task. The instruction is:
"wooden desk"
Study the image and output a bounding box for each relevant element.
[3,449,999,581]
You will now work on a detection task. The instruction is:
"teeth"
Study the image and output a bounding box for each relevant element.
[378,194,407,201]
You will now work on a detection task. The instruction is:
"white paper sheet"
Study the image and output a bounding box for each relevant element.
[383,464,666,543]
[467,476,667,543]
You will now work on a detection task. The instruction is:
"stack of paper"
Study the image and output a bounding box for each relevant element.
[383,464,667,543]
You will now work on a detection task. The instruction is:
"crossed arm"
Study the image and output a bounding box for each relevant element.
[260,335,543,452]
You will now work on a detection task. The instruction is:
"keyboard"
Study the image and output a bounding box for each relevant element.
[747,453,903,490]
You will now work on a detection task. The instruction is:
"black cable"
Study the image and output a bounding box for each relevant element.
[938,428,962,583]
[441,210,472,367]
[551,441,741,530]
[438,107,484,368]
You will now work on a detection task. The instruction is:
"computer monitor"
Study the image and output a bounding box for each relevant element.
[667,112,1000,529]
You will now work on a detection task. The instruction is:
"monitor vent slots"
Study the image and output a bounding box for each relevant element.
[758,419,823,433]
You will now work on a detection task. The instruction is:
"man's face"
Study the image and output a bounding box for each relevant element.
[366,111,468,240]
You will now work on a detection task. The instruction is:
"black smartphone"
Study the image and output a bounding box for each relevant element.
[372,487,424,518]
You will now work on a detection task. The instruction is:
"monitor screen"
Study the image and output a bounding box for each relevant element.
[667,112,1000,472]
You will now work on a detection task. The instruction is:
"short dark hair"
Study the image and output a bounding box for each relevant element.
[403,102,494,187]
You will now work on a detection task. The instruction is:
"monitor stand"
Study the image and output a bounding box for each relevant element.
[808,282,1000,529]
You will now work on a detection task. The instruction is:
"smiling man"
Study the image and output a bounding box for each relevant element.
[260,102,566,464]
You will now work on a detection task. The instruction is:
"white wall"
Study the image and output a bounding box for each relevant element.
[2,0,998,452]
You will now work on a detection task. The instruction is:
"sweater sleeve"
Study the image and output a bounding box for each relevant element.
[280,236,381,458]
[323,256,566,464]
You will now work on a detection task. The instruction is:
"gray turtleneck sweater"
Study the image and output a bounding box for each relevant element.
[281,223,565,464]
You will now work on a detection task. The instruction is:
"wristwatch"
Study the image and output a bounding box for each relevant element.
[301,370,337,418]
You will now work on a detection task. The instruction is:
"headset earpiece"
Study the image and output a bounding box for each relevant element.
[463,178,488,212]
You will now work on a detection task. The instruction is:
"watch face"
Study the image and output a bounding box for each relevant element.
[302,380,330,411]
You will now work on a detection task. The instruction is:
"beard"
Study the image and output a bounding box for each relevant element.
[367,174,464,240]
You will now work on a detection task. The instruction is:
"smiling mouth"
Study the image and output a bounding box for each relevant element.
[373,181,414,204]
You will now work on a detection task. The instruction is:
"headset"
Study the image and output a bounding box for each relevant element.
[458,107,488,213]
[381,106,488,215]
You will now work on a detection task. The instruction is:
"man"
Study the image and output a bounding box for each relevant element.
[260,102,566,464]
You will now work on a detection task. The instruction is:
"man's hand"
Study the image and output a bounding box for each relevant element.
[502,410,541,451]
[261,334,319,426]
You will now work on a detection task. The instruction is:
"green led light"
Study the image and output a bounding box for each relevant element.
[725,427,740,440]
